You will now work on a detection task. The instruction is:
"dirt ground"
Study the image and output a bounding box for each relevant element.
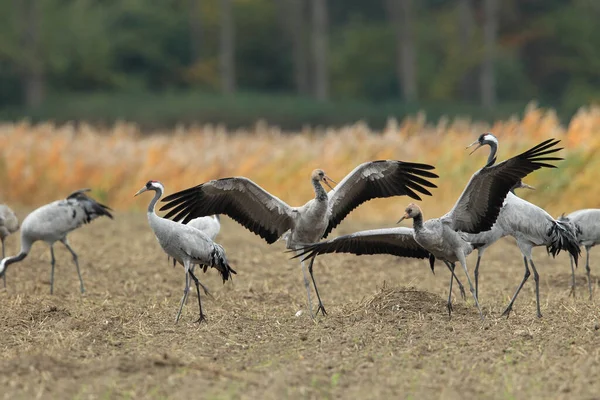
[1,212,600,400]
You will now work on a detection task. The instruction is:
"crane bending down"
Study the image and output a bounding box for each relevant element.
[558,209,600,299]
[299,137,564,318]
[135,181,235,323]
[292,227,468,316]
[463,133,580,317]
[0,204,19,288]
[159,161,439,317]
[0,189,113,294]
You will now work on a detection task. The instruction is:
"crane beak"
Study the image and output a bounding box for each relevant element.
[134,187,148,197]
[521,183,536,190]
[466,140,483,155]
[323,175,337,191]
[397,213,408,224]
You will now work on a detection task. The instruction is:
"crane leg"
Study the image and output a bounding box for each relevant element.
[501,256,530,318]
[2,238,6,288]
[474,254,482,301]
[296,251,315,319]
[175,264,191,323]
[585,247,593,301]
[457,255,483,319]
[62,240,85,294]
[49,245,56,295]
[308,256,327,316]
[443,261,455,317]
[569,255,576,297]
[188,268,207,323]
[529,259,543,318]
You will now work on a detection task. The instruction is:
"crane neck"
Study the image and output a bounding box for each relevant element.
[312,179,328,202]
[147,188,163,214]
[412,213,424,231]
[0,245,30,275]
[485,142,498,167]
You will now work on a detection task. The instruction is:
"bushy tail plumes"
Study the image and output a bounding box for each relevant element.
[547,220,581,266]
[208,243,237,282]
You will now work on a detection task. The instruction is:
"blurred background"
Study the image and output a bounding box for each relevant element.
[0,0,598,128]
[0,0,599,217]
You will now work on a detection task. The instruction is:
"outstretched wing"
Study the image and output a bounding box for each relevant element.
[445,139,562,233]
[293,227,435,271]
[160,177,295,244]
[324,160,438,238]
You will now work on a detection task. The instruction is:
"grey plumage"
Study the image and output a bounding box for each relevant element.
[186,215,221,241]
[0,204,19,288]
[0,189,113,294]
[159,161,439,317]
[135,180,235,323]
[464,134,580,318]
[558,209,600,299]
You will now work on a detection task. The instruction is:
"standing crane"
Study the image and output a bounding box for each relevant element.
[0,189,112,294]
[558,209,600,299]
[465,133,580,318]
[159,161,439,317]
[135,180,235,323]
[0,204,19,287]
[297,138,564,318]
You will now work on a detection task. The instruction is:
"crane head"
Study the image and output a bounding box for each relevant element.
[397,203,422,223]
[134,180,165,197]
[311,169,337,190]
[466,132,498,155]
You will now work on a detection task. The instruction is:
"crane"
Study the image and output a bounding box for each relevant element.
[0,189,112,294]
[0,204,19,288]
[465,133,580,317]
[159,161,438,317]
[135,180,235,323]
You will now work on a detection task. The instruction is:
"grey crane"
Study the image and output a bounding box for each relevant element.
[135,180,235,323]
[159,161,439,317]
[465,133,580,318]
[558,209,600,299]
[0,204,19,288]
[292,227,469,316]
[0,189,112,294]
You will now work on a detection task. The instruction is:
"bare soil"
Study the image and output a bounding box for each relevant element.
[1,213,599,400]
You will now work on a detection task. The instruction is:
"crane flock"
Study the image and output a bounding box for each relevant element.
[0,132,593,323]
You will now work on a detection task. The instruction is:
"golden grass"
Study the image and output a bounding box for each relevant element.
[1,103,600,222]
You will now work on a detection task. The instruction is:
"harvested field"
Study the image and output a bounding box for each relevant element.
[1,214,599,399]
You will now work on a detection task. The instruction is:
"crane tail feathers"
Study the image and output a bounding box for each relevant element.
[546,220,581,266]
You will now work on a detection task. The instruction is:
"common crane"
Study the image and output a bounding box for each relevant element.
[558,209,600,299]
[0,204,19,287]
[159,161,439,317]
[0,189,112,294]
[135,180,235,323]
[466,133,580,318]
[299,138,564,318]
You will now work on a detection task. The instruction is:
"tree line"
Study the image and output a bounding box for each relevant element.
[0,0,598,123]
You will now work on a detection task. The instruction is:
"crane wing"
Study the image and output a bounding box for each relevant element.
[324,160,438,238]
[444,138,562,233]
[160,177,295,244]
[293,227,435,270]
